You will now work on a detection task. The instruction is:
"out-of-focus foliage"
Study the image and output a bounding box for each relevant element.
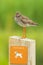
[0,0,43,65]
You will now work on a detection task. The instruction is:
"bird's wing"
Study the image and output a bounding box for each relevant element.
[21,15,37,25]
[21,15,29,24]
[22,15,29,20]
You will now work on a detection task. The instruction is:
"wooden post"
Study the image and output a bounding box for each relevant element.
[9,36,36,65]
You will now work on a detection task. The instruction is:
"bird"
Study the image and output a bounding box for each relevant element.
[14,11,38,38]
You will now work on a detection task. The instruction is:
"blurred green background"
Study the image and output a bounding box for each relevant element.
[0,0,43,65]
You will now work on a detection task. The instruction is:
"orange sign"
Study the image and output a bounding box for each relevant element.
[10,46,28,64]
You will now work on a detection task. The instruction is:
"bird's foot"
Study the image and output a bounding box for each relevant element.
[21,35,26,39]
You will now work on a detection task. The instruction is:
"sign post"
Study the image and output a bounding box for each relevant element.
[9,36,36,65]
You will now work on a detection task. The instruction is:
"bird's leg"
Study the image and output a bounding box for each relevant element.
[22,27,26,38]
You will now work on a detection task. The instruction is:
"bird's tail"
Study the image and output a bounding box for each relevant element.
[28,20,38,26]
[32,22,38,26]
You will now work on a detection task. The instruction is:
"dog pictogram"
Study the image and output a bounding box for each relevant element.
[14,51,22,58]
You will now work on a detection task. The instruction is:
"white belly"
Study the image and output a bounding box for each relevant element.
[15,17,26,27]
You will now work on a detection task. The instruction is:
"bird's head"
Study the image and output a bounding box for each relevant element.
[15,11,21,18]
